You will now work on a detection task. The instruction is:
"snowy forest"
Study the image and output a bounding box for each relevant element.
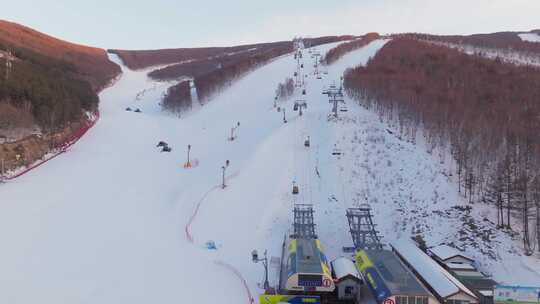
[323,32,380,65]
[344,38,540,255]
[161,81,192,114]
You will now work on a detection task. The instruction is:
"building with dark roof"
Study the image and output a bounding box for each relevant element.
[355,249,439,304]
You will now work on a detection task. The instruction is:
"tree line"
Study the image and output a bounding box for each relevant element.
[0,42,98,132]
[161,81,192,114]
[402,32,540,58]
[155,36,356,109]
[323,33,380,65]
[275,78,295,101]
[194,44,293,102]
[344,38,540,255]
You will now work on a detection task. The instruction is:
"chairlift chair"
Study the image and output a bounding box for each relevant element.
[293,103,299,111]
[292,182,299,195]
[304,136,310,148]
[302,89,306,95]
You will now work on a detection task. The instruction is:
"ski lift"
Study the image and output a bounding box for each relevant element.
[156,141,168,147]
[340,105,348,112]
[317,75,322,80]
[332,147,342,156]
[293,103,299,111]
[302,89,306,95]
[134,108,142,113]
[301,64,304,68]
[161,146,172,152]
[292,182,299,195]
[304,136,310,148]
[294,71,298,77]
[125,107,132,111]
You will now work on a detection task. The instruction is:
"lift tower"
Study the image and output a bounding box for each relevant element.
[345,205,383,251]
[290,204,317,239]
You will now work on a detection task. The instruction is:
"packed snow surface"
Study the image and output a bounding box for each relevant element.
[1,37,540,304]
[331,257,361,280]
[519,33,540,43]
[429,244,473,262]
[391,239,475,298]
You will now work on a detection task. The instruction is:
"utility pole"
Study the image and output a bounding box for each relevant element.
[185,144,192,168]
[251,249,270,290]
[283,108,287,123]
[0,158,5,182]
[221,160,230,189]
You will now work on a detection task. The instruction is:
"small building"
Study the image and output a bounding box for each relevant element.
[428,245,475,265]
[444,263,497,304]
[331,257,363,301]
[391,240,479,304]
[279,237,335,294]
[354,249,439,304]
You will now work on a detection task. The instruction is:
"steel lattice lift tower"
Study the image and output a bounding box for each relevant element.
[290,204,317,239]
[345,205,383,251]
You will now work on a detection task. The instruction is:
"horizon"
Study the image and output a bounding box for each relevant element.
[3,0,540,50]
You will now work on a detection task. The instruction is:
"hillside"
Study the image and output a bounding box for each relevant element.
[405,30,540,57]
[0,20,121,173]
[345,37,540,256]
[109,35,353,70]
[0,20,120,90]
[2,37,539,304]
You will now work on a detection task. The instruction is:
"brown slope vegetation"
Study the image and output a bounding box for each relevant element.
[0,20,120,175]
[194,42,293,102]
[110,36,353,71]
[143,36,353,109]
[162,81,192,114]
[344,38,540,241]
[403,31,540,55]
[148,41,291,81]
[323,33,380,65]
[0,19,120,90]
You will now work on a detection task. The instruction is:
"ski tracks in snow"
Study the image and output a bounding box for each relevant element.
[183,170,254,304]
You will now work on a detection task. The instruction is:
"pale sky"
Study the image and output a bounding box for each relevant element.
[3,0,540,50]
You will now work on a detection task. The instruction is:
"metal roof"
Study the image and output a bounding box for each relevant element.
[294,238,324,274]
[429,245,473,262]
[391,240,477,300]
[331,257,362,281]
[364,250,432,296]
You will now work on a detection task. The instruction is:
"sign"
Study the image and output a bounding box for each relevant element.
[322,278,332,288]
[298,274,323,287]
[259,295,320,304]
[495,285,540,304]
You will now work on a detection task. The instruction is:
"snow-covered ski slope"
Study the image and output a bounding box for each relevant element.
[1,38,539,303]
[519,32,540,42]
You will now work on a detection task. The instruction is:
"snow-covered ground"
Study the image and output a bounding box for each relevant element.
[519,32,540,43]
[1,38,539,304]
[425,40,540,67]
